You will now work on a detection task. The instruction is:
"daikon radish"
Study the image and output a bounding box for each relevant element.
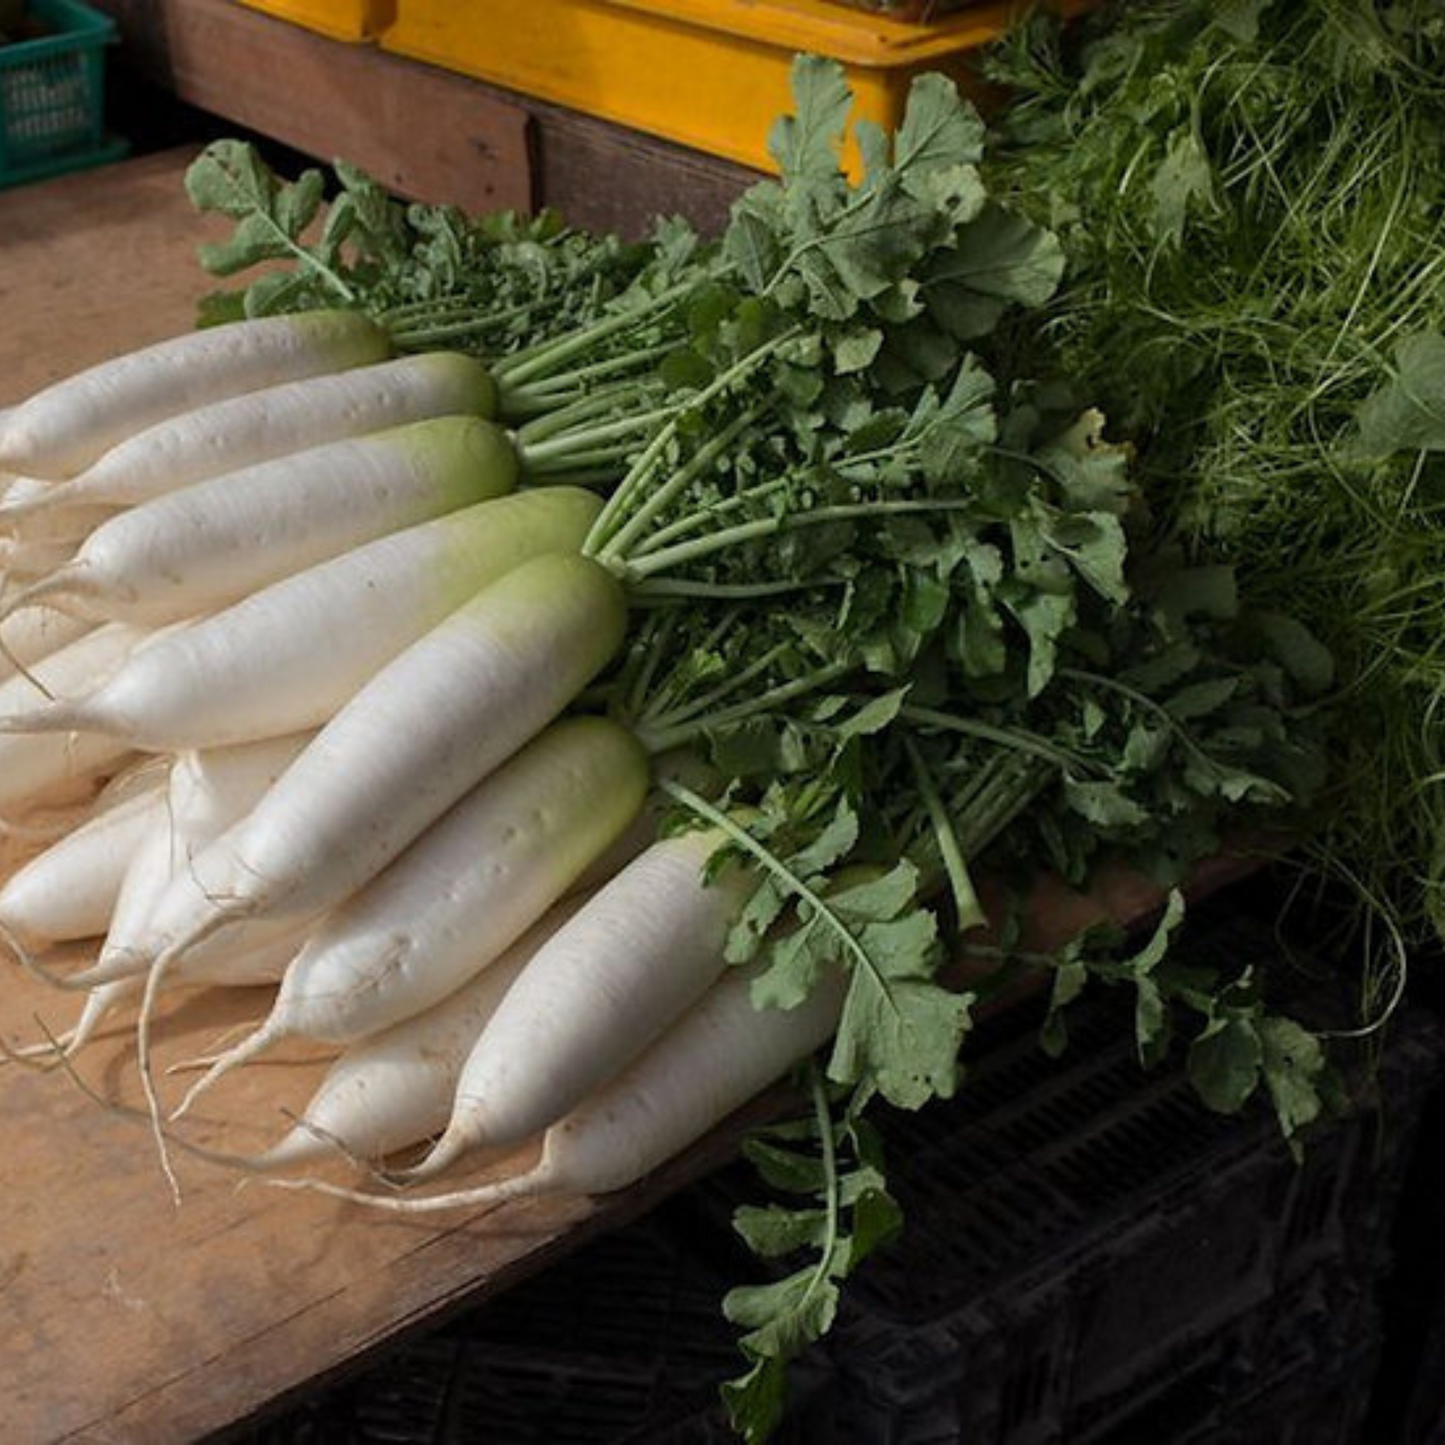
[0,310,389,479]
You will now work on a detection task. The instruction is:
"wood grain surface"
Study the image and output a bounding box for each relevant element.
[0,149,217,404]
[89,0,535,217]
[0,151,1264,1442]
[88,0,760,240]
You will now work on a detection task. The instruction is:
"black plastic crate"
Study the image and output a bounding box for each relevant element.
[244,898,1445,1445]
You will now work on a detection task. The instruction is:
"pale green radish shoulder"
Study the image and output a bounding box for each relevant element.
[0,351,498,520]
[0,487,604,752]
[6,413,520,628]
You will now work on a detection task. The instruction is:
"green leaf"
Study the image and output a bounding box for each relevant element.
[829,969,968,1109]
[1124,890,1186,976]
[194,289,248,327]
[847,1182,904,1266]
[834,687,910,739]
[240,268,317,318]
[724,199,785,293]
[1251,611,1335,694]
[834,326,884,375]
[790,799,860,878]
[727,877,790,966]
[184,139,278,219]
[771,55,852,187]
[1134,973,1171,1068]
[1040,956,1088,1056]
[1189,1013,1262,1113]
[1151,565,1239,624]
[733,1203,830,1258]
[1046,510,1129,603]
[827,860,921,925]
[1258,1015,1326,1141]
[1005,586,1076,697]
[752,917,833,1009]
[197,211,289,276]
[1064,779,1152,829]
[725,1266,840,1355]
[1165,676,1239,720]
[1353,331,1445,455]
[660,347,716,390]
[1150,125,1214,244]
[722,1355,790,1445]
[894,72,984,176]
[928,205,1066,312]
[275,167,325,238]
[742,1137,828,1195]
[1212,0,1266,43]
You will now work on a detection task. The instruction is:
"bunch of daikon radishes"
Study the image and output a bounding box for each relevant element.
[2,66,1337,1437]
[0,308,854,1216]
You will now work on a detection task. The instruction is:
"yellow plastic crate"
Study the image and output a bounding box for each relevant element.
[232,0,394,43]
[380,0,1076,176]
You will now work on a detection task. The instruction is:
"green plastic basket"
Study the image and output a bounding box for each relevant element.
[0,0,128,188]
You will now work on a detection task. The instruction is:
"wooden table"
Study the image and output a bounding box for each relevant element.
[0,152,1256,1442]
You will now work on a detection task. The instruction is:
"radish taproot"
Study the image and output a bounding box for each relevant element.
[0,310,389,480]
[7,415,519,627]
[188,897,591,1174]
[134,551,627,971]
[66,732,319,990]
[404,827,750,1183]
[172,715,650,1112]
[131,550,627,1180]
[0,477,118,543]
[0,781,166,954]
[280,962,847,1212]
[0,352,497,523]
[0,488,603,749]
[0,608,92,682]
[0,622,153,816]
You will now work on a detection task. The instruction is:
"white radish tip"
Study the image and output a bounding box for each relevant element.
[168,1017,283,1121]
[0,570,75,623]
[0,480,54,521]
[386,1116,472,1185]
[0,700,86,735]
[267,1167,545,1215]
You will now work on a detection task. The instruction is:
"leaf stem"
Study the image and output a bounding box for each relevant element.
[584,328,802,555]
[638,663,854,754]
[632,476,795,557]
[641,643,794,733]
[517,405,678,467]
[623,500,976,580]
[900,703,1101,776]
[800,1061,842,1314]
[658,780,902,1023]
[598,405,764,564]
[903,737,987,933]
[492,280,694,388]
[630,576,846,602]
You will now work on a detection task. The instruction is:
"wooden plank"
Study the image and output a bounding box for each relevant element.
[0,845,1244,1444]
[91,0,535,215]
[531,94,758,240]
[90,0,761,237]
[0,149,218,402]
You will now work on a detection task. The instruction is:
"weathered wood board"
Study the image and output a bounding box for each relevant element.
[0,149,218,399]
[90,0,536,218]
[0,152,1266,1442]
